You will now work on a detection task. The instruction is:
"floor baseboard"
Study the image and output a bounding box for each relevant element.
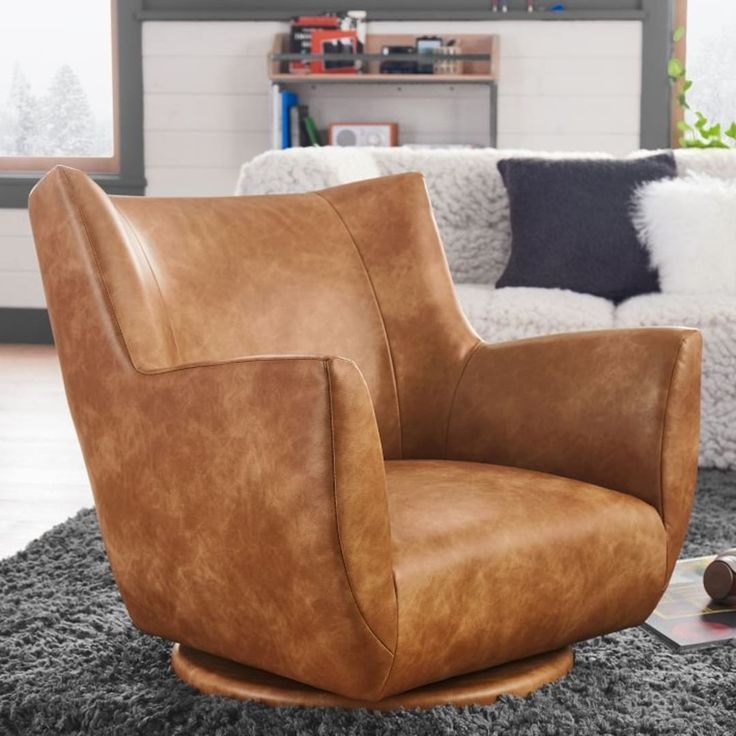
[0,308,53,344]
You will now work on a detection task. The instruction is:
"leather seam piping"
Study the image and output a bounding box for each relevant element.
[324,359,395,659]
[376,571,401,700]
[657,333,688,591]
[113,203,183,365]
[140,355,334,376]
[443,339,482,459]
[58,169,137,368]
[315,191,403,459]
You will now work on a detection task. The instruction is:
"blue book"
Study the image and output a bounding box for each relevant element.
[281,90,299,149]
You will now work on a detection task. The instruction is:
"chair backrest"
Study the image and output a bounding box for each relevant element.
[29,166,478,460]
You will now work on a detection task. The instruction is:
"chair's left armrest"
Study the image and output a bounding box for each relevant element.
[85,354,396,700]
[445,328,702,574]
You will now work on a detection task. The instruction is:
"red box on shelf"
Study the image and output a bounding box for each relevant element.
[289,16,341,74]
[310,29,359,75]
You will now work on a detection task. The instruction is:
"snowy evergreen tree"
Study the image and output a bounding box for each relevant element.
[0,64,39,155]
[40,64,96,156]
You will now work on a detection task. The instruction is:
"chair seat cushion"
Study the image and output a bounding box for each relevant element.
[382,460,666,695]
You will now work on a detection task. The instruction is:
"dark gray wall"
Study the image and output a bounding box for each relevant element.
[0,309,53,344]
[140,0,644,19]
[640,0,674,149]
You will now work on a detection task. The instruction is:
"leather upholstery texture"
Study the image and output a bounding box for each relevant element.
[29,166,702,702]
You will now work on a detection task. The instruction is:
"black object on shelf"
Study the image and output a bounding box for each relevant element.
[416,36,443,74]
[379,45,417,74]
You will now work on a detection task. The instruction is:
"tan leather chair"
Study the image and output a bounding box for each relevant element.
[29,166,701,710]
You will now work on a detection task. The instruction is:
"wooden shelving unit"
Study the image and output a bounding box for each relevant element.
[268,33,499,145]
[269,73,495,85]
[269,33,498,79]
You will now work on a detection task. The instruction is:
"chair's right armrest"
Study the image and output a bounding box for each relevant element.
[445,328,702,577]
[89,354,396,701]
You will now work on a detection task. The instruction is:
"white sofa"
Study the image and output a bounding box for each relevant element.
[236,147,736,469]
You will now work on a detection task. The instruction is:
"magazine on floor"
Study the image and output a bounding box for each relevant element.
[643,556,736,651]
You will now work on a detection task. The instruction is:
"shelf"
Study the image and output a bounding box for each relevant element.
[271,52,492,63]
[268,31,499,146]
[271,73,496,85]
[269,33,499,83]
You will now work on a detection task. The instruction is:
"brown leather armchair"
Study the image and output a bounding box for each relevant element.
[29,166,701,710]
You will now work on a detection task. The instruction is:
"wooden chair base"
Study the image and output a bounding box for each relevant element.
[171,643,573,710]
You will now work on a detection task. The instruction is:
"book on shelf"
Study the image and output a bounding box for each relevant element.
[302,115,321,146]
[270,84,282,149]
[289,105,301,148]
[271,88,320,149]
[643,555,736,651]
[280,89,299,149]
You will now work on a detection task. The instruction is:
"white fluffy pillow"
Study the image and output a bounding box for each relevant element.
[632,174,736,295]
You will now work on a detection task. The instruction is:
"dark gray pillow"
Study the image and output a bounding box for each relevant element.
[496,153,677,303]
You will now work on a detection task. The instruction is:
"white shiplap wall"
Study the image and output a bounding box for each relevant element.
[0,18,642,308]
[0,209,41,309]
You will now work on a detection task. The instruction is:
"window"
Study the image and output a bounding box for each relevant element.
[0,0,117,174]
[685,0,736,128]
[0,0,144,207]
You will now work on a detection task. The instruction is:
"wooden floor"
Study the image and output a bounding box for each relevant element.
[0,344,92,560]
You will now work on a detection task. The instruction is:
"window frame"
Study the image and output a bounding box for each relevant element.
[0,0,145,208]
[670,0,687,147]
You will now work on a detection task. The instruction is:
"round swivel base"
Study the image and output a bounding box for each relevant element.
[171,644,573,710]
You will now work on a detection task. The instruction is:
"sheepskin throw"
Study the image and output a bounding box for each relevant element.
[633,174,736,296]
[495,154,676,302]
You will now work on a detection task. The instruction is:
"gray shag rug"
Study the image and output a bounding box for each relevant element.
[1,471,735,736]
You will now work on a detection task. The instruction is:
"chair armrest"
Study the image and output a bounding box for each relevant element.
[445,328,702,574]
[96,354,396,700]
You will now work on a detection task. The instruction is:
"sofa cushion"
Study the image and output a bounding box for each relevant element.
[674,148,736,180]
[617,293,736,469]
[455,285,614,343]
[633,175,736,295]
[495,154,677,302]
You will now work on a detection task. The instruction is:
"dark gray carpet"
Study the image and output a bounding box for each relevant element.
[1,471,735,736]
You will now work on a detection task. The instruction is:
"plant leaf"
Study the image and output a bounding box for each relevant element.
[677,94,690,109]
[673,26,686,42]
[725,122,736,140]
[683,79,693,91]
[668,57,685,78]
[677,120,694,132]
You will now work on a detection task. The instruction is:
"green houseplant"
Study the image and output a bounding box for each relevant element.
[669,26,736,148]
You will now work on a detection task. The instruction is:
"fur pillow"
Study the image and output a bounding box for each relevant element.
[633,174,736,295]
